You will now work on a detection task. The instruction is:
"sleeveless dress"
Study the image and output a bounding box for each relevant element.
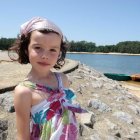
[19,73,87,140]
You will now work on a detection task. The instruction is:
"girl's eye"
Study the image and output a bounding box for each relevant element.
[50,49,57,52]
[34,46,41,50]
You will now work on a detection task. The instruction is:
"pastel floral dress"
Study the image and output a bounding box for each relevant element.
[20,73,87,140]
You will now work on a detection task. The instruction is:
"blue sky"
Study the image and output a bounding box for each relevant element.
[0,0,140,46]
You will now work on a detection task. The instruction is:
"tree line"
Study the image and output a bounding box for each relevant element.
[69,40,140,54]
[0,37,140,54]
[0,38,15,50]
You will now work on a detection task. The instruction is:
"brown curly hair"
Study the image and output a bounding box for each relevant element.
[8,30,69,69]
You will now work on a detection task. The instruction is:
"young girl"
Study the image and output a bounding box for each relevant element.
[9,17,86,140]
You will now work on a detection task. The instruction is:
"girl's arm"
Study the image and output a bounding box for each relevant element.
[14,85,32,140]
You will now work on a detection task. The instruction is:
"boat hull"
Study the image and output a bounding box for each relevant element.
[131,74,140,81]
[104,73,131,81]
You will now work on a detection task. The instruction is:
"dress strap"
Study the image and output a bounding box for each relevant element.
[55,73,63,90]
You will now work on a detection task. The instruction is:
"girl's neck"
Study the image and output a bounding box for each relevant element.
[27,68,54,85]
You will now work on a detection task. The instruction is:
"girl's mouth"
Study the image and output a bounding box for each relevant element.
[37,62,50,66]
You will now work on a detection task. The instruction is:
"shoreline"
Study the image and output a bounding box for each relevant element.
[120,81,140,98]
[67,51,140,56]
[1,50,140,58]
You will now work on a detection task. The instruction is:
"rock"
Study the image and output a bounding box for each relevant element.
[105,119,119,130]
[8,106,15,113]
[123,135,136,140]
[89,134,101,140]
[78,112,95,129]
[0,120,8,132]
[112,111,133,124]
[0,109,8,140]
[79,123,91,137]
[130,128,138,134]
[128,104,140,115]
[88,99,112,112]
[0,92,14,111]
[0,131,8,140]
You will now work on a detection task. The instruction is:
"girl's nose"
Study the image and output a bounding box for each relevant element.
[41,50,49,59]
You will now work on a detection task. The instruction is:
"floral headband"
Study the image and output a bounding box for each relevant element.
[20,17,63,40]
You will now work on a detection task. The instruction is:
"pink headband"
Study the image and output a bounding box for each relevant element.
[20,17,63,39]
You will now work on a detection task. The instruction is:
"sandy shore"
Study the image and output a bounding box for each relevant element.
[120,81,140,98]
[0,51,11,61]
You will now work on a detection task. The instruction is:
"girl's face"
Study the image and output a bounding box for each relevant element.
[28,30,61,73]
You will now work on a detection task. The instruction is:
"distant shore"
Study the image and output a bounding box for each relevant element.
[67,51,140,56]
[1,50,140,60]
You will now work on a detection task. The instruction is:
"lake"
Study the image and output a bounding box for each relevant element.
[0,51,139,75]
[66,53,140,75]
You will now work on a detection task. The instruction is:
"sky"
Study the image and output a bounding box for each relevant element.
[0,0,140,46]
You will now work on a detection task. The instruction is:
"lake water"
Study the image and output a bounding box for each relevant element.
[66,53,140,75]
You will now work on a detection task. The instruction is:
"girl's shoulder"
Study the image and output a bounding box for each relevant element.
[15,83,33,93]
[17,80,37,90]
[14,83,32,108]
[14,84,32,117]
[55,72,70,88]
[14,81,33,99]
